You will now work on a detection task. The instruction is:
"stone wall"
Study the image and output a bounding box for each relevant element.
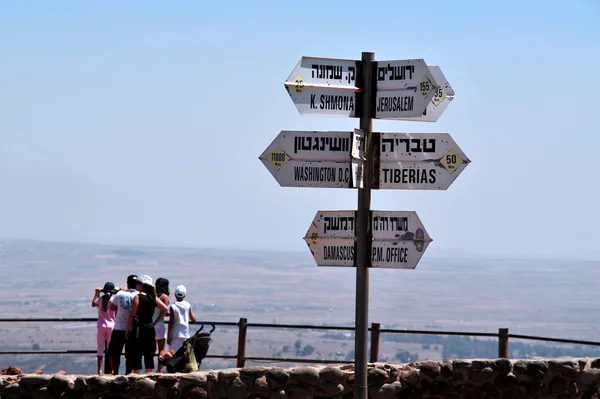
[2,358,600,399]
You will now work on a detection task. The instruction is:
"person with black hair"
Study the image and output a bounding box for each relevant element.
[107,274,139,375]
[92,282,117,374]
[125,275,168,374]
[153,277,170,372]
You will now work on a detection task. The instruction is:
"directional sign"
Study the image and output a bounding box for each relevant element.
[304,210,432,269]
[284,56,360,118]
[374,132,470,190]
[395,66,455,123]
[376,59,439,90]
[375,59,440,119]
[259,130,365,189]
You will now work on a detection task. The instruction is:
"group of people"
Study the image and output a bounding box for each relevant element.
[91,274,197,374]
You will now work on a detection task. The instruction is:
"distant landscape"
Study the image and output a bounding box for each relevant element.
[1,238,600,374]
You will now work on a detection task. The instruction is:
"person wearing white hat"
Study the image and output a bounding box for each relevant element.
[167,284,197,352]
[125,275,169,374]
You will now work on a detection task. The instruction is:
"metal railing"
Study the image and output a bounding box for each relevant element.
[2,317,600,367]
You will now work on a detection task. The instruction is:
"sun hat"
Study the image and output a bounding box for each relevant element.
[137,275,154,287]
[175,285,186,298]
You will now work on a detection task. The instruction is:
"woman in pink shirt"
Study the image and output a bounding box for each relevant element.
[92,282,117,374]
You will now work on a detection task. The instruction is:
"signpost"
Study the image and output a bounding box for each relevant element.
[375,132,470,190]
[304,210,432,269]
[258,130,365,189]
[398,66,455,122]
[284,56,360,117]
[374,59,440,119]
[261,52,470,399]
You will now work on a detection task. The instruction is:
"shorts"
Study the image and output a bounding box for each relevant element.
[155,321,167,340]
[170,337,187,352]
[97,326,113,356]
[107,330,135,358]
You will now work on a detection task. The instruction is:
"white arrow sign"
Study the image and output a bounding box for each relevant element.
[284,56,360,118]
[376,59,439,90]
[394,66,455,122]
[375,59,441,119]
[304,210,432,269]
[259,130,365,189]
[375,132,470,190]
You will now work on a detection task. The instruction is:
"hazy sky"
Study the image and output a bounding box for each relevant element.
[1,1,599,260]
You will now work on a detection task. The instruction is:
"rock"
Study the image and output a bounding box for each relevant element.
[452,360,471,370]
[29,370,44,375]
[455,384,481,399]
[449,370,467,386]
[56,370,67,376]
[4,383,21,396]
[49,374,74,393]
[156,374,179,388]
[19,375,51,391]
[270,389,289,399]
[345,373,354,387]
[1,366,23,375]
[368,385,380,399]
[591,358,600,369]
[503,388,527,399]
[285,385,312,399]
[107,376,130,393]
[440,361,453,378]
[267,368,290,387]
[74,376,87,392]
[320,367,344,383]
[225,378,248,399]
[398,369,419,386]
[418,361,440,380]
[548,377,568,394]
[249,376,269,397]
[397,387,422,399]
[469,367,494,383]
[525,381,544,398]
[318,382,344,397]
[240,367,268,378]
[481,382,502,399]
[428,381,453,396]
[167,385,179,399]
[375,382,402,399]
[493,359,512,374]
[181,386,207,399]
[549,359,579,377]
[512,361,528,376]
[367,368,389,386]
[581,368,600,385]
[218,369,240,380]
[387,367,400,382]
[30,387,53,399]
[496,373,518,391]
[472,360,492,369]
[527,361,548,382]
[86,376,110,392]
[130,379,155,398]
[178,372,207,392]
[290,367,320,386]
[83,393,101,399]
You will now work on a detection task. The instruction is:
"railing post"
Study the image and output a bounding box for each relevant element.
[498,328,509,358]
[369,323,380,362]
[236,317,247,368]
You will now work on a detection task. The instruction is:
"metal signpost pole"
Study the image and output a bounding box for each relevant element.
[354,51,374,399]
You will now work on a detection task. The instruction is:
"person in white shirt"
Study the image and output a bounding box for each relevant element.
[167,285,197,352]
[107,274,139,375]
